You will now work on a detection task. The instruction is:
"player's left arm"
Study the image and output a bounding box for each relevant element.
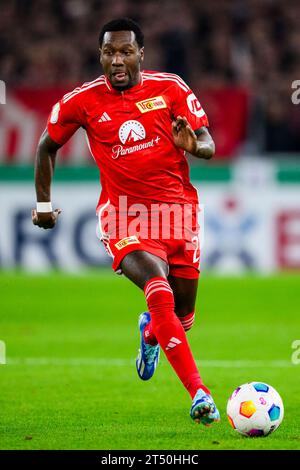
[172,116,215,159]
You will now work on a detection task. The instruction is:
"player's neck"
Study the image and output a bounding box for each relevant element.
[110,72,142,92]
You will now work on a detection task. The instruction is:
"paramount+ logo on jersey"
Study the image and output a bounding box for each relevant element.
[111,120,160,159]
[135,96,167,114]
[118,120,146,145]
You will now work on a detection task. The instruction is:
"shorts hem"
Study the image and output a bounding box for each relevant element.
[112,245,168,272]
[168,265,200,279]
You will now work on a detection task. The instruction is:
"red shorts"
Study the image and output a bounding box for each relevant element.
[96,203,201,280]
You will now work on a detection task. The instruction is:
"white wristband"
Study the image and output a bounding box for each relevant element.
[36,202,53,213]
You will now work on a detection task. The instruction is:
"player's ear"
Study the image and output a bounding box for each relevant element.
[99,48,103,65]
[139,47,144,63]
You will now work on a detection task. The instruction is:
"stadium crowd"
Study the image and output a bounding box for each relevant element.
[1,0,300,153]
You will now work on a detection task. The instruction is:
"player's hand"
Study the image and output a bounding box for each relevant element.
[31,208,62,229]
[172,115,197,154]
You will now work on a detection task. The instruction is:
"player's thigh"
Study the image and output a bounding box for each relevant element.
[168,275,198,317]
[121,250,168,290]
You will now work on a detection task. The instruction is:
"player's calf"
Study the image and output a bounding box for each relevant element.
[144,277,208,398]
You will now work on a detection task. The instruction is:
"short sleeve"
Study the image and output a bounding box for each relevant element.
[47,92,84,145]
[170,80,209,130]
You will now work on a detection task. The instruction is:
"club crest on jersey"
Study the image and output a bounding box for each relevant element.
[135,96,167,114]
[118,120,146,144]
[115,236,140,250]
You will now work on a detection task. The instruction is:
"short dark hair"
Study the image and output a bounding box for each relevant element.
[99,17,144,48]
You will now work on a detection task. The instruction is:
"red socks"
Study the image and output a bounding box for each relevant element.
[144,311,195,344]
[144,277,210,398]
[143,318,158,346]
[179,311,195,331]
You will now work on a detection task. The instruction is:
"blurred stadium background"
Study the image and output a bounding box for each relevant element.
[1,0,300,274]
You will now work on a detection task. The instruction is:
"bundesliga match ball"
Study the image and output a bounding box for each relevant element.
[227,382,284,437]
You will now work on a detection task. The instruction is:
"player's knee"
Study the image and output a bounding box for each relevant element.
[178,311,195,331]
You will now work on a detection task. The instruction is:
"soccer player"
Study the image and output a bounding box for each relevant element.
[32,18,220,425]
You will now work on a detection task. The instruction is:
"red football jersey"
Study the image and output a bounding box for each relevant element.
[47,70,209,213]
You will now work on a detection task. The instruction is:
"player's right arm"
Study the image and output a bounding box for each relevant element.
[32,93,84,229]
[32,129,62,229]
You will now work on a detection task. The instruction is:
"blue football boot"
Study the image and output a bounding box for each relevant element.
[136,312,160,380]
[190,388,220,426]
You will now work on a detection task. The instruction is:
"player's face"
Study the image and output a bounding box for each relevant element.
[100,31,144,91]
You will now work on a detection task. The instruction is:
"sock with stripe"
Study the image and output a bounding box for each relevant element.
[144,276,210,398]
[179,311,195,331]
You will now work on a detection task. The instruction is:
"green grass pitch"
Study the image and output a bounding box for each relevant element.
[0,271,299,450]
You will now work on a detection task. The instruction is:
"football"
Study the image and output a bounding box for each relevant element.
[227,382,284,437]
